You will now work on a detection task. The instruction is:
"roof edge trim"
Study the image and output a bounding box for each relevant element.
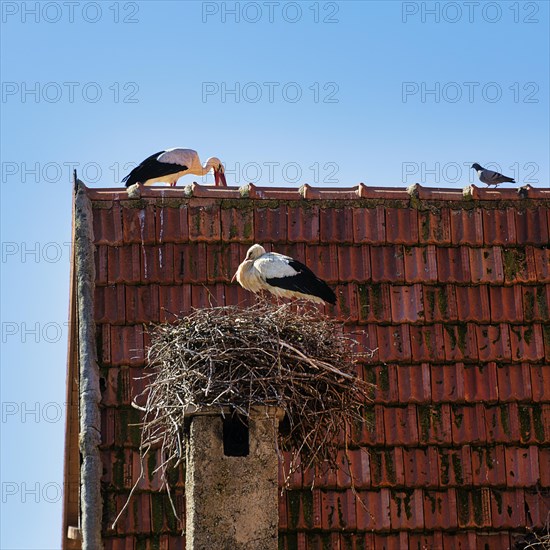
[74,180,103,550]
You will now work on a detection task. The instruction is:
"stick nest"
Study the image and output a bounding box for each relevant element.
[137,300,374,485]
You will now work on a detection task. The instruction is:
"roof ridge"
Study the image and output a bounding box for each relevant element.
[83,182,550,202]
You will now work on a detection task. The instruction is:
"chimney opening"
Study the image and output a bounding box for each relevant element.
[223,414,249,456]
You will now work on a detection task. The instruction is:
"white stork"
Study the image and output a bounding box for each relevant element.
[471,163,515,187]
[233,244,337,305]
[122,148,227,187]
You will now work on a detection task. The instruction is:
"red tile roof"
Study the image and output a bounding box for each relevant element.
[66,183,549,549]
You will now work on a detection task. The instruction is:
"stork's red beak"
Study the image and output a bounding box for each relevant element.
[231,272,237,283]
[214,168,227,187]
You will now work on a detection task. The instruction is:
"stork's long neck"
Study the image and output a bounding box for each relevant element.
[197,158,217,176]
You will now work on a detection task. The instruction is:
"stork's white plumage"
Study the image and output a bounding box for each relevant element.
[122,148,227,187]
[233,244,337,305]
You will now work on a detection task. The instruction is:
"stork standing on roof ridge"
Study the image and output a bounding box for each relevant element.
[122,148,227,187]
[233,244,337,305]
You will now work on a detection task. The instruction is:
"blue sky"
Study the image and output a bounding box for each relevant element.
[1,1,548,548]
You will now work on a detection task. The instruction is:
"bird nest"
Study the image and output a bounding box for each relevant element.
[514,521,550,550]
[136,300,374,487]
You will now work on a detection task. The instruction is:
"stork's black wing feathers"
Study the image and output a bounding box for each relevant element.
[122,150,188,187]
[265,259,337,305]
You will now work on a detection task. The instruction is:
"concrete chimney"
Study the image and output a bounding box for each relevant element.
[185,407,283,550]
